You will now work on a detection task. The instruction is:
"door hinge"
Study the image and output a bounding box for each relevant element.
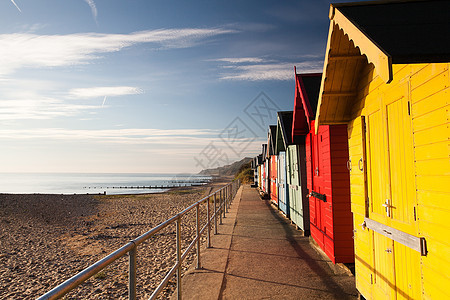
[414,206,417,221]
[407,101,411,115]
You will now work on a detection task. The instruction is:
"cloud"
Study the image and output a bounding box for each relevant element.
[0,28,236,76]
[68,86,143,98]
[0,127,222,146]
[10,0,22,13]
[0,80,144,120]
[0,97,98,120]
[218,60,323,81]
[213,57,266,64]
[84,0,98,23]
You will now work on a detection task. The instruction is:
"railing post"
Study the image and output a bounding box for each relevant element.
[129,244,137,300]
[222,188,226,219]
[228,185,231,208]
[207,196,211,248]
[219,190,223,224]
[225,185,229,213]
[196,204,201,269]
[214,193,218,234]
[176,217,182,300]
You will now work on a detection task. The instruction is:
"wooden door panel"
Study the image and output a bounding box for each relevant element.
[373,232,395,299]
[366,109,388,223]
[385,93,417,234]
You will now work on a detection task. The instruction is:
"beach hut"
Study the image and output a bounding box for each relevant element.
[252,154,263,187]
[268,125,278,205]
[289,72,323,235]
[315,1,450,298]
[275,111,293,218]
[260,144,268,195]
[251,156,258,187]
[295,71,354,264]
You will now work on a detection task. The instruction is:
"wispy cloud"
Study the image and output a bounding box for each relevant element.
[0,28,236,76]
[0,81,144,120]
[213,57,266,64]
[10,0,22,13]
[0,97,98,120]
[217,60,323,81]
[68,86,143,98]
[0,127,222,145]
[84,0,98,23]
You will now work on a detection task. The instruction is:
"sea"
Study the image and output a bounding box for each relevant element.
[0,173,212,195]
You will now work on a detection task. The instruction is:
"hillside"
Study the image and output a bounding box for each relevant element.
[198,157,252,176]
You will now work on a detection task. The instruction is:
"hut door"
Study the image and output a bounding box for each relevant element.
[311,128,324,232]
[365,109,396,298]
[366,108,389,224]
[306,130,321,231]
[384,90,417,235]
[365,85,420,299]
[366,90,417,234]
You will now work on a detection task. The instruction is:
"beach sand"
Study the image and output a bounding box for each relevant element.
[0,177,231,299]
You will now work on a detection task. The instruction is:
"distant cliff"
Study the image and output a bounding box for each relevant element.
[198,157,252,176]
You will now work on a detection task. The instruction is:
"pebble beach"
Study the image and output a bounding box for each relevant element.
[0,177,230,299]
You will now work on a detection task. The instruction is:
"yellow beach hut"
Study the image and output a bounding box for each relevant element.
[315,0,450,299]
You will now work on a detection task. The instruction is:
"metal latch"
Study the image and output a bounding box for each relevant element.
[309,191,326,202]
[382,199,392,217]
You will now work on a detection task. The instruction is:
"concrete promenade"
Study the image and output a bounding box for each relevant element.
[177,184,358,299]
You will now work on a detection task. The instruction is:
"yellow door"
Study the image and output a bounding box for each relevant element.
[366,107,389,224]
[384,84,417,235]
[364,82,421,299]
[348,117,374,298]
[373,232,395,299]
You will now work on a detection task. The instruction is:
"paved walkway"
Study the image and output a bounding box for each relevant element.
[177,184,358,299]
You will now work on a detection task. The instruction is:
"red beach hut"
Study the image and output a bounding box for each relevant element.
[295,72,354,264]
[268,125,278,205]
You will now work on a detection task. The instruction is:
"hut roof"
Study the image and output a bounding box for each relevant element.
[315,0,450,131]
[336,0,450,66]
[275,111,294,153]
[267,125,277,157]
[261,144,268,160]
[292,72,322,139]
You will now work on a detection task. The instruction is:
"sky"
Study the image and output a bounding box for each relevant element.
[0,0,363,174]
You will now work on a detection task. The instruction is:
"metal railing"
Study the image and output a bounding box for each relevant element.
[38,179,241,300]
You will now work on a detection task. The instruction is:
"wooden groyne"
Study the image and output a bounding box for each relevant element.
[82,183,207,190]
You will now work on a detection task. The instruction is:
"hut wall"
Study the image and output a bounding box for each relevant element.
[349,62,449,299]
[306,120,353,264]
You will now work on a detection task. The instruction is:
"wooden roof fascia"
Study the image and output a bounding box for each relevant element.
[293,73,320,136]
[315,3,393,133]
[297,75,315,123]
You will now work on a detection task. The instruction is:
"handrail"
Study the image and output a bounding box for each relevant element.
[38,179,241,300]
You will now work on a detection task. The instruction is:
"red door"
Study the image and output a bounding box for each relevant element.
[307,122,323,249]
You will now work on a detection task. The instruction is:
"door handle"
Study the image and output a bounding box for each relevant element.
[382,199,391,217]
[358,158,364,171]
